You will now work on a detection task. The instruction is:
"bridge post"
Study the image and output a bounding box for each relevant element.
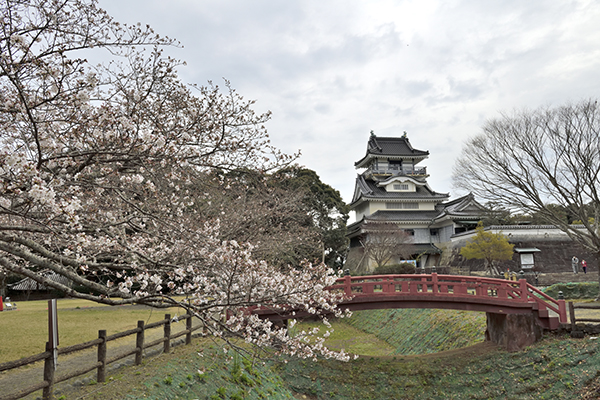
[519,279,528,302]
[344,273,352,296]
[431,273,438,294]
[558,299,567,324]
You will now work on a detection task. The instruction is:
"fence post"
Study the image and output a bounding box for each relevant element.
[557,299,567,324]
[164,314,171,354]
[135,320,145,365]
[186,314,192,345]
[569,302,576,331]
[97,330,107,383]
[42,342,55,400]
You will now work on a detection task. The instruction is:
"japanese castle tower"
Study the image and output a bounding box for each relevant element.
[346,131,485,272]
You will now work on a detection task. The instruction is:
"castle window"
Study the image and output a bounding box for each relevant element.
[393,183,409,190]
[388,160,402,170]
[385,202,419,210]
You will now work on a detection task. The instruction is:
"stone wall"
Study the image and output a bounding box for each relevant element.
[445,227,596,274]
[485,313,544,352]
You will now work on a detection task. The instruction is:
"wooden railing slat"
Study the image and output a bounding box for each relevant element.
[0,351,50,372]
[0,380,49,400]
[2,313,202,400]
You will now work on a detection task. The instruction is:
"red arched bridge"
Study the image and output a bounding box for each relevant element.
[254,273,567,330]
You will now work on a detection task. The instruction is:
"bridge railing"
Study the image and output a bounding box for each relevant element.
[328,273,566,323]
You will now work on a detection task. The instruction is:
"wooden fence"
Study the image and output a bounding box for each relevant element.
[568,301,600,328]
[0,313,203,400]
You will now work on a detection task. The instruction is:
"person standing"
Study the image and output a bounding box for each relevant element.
[582,260,588,274]
[572,256,579,273]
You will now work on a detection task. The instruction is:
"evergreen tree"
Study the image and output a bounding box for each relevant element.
[460,223,514,275]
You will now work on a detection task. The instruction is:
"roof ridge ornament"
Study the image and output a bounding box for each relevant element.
[368,130,382,152]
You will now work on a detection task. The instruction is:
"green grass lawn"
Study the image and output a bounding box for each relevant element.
[0,298,182,362]
[289,320,396,357]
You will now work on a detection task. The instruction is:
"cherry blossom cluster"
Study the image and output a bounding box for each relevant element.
[0,0,351,361]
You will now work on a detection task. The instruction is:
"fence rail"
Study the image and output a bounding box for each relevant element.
[568,301,600,327]
[0,312,202,400]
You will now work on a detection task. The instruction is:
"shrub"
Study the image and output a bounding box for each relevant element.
[373,263,416,275]
[543,282,599,300]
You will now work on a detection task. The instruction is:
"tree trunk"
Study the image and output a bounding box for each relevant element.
[596,250,600,301]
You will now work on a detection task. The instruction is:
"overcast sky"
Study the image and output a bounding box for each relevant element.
[100,0,600,212]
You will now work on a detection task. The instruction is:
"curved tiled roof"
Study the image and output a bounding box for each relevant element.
[435,193,487,218]
[351,175,449,204]
[8,270,72,291]
[355,134,429,168]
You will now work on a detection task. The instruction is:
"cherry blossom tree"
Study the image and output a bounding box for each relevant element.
[0,0,350,360]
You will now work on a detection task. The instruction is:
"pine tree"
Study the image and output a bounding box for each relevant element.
[460,223,514,275]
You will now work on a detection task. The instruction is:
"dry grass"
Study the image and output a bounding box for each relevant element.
[0,298,182,363]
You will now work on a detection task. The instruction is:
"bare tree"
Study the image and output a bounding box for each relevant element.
[198,169,323,268]
[453,99,600,293]
[360,222,415,270]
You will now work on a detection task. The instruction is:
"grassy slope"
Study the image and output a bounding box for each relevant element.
[63,331,600,400]
[7,301,600,399]
[277,336,600,400]
[56,339,297,400]
[343,309,486,355]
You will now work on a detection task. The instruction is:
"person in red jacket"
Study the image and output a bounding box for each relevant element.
[582,259,588,274]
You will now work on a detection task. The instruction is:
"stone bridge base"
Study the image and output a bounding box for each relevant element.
[485,313,543,352]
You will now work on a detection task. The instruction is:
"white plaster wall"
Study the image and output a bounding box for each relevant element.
[439,225,456,243]
[413,228,431,243]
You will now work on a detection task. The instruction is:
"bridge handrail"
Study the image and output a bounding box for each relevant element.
[524,283,566,320]
[328,273,566,324]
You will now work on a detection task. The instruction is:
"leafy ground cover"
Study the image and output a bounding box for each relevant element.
[60,331,600,400]
[277,335,600,399]
[49,338,296,400]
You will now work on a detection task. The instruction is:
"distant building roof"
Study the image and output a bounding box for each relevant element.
[8,270,72,291]
[434,193,487,220]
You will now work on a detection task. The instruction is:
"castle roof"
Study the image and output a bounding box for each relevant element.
[435,193,486,219]
[347,193,486,238]
[354,133,429,168]
[350,174,449,206]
